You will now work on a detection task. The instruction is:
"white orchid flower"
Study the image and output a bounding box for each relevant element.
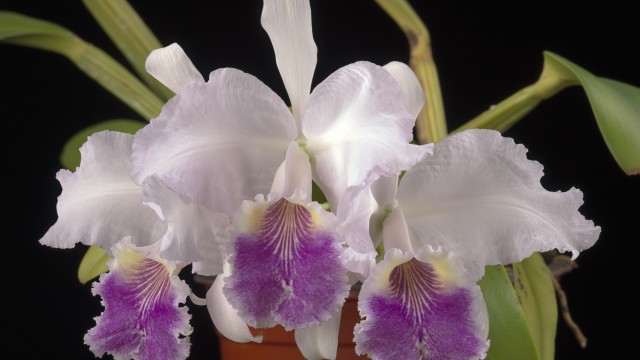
[347,129,601,359]
[40,0,426,358]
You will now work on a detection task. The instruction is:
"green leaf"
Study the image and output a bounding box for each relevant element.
[78,245,110,284]
[0,11,164,120]
[479,265,539,360]
[82,0,174,100]
[454,51,640,175]
[512,253,558,360]
[543,52,640,175]
[60,119,146,170]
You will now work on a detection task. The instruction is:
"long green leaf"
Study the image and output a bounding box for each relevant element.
[543,52,640,175]
[375,0,447,144]
[454,51,640,175]
[82,0,174,100]
[0,11,163,120]
[479,265,539,360]
[78,245,110,284]
[513,253,558,360]
[60,119,146,170]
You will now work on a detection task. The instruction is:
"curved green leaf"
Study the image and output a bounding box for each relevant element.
[0,11,163,120]
[60,119,146,170]
[479,265,539,360]
[78,245,110,284]
[82,0,174,100]
[455,51,640,175]
[543,52,640,175]
[513,253,558,360]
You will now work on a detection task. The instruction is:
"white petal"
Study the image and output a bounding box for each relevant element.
[145,43,204,94]
[383,61,424,119]
[132,68,297,216]
[370,174,399,210]
[261,0,317,122]
[397,129,601,281]
[207,272,262,343]
[303,62,429,211]
[337,183,378,279]
[142,176,231,275]
[381,208,412,252]
[271,142,312,201]
[295,310,341,360]
[40,131,166,251]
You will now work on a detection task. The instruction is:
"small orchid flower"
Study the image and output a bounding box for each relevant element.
[347,129,600,359]
[85,239,192,360]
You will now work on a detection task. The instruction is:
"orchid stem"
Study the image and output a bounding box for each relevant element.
[453,59,578,134]
[375,0,447,144]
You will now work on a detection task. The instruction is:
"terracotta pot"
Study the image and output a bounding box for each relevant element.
[217,290,366,359]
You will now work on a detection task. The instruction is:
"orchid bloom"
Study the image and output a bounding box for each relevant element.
[40,131,195,360]
[85,239,192,360]
[40,0,426,358]
[347,129,600,359]
[134,0,428,355]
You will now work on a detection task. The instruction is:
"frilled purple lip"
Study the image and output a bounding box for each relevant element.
[356,257,487,360]
[225,197,348,330]
[85,250,190,360]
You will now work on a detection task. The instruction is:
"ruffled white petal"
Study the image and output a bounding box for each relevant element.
[303,61,428,211]
[207,270,262,344]
[40,131,166,252]
[383,61,424,119]
[142,176,231,275]
[294,310,341,360]
[261,0,317,123]
[132,68,297,216]
[397,129,601,281]
[145,43,204,94]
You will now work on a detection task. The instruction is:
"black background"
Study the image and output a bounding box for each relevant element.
[2,0,638,359]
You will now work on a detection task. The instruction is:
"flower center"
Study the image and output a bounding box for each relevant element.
[389,258,442,325]
[260,198,313,280]
[121,258,171,317]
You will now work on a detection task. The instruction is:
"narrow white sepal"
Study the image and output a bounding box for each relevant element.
[206,272,262,343]
[282,142,312,201]
[382,209,413,253]
[145,43,205,94]
[261,0,317,123]
[295,309,341,360]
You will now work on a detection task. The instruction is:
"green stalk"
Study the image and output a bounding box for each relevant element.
[82,0,174,100]
[454,64,577,133]
[375,0,447,144]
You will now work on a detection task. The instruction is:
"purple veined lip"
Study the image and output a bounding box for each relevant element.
[356,256,488,360]
[224,197,349,330]
[85,250,191,360]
